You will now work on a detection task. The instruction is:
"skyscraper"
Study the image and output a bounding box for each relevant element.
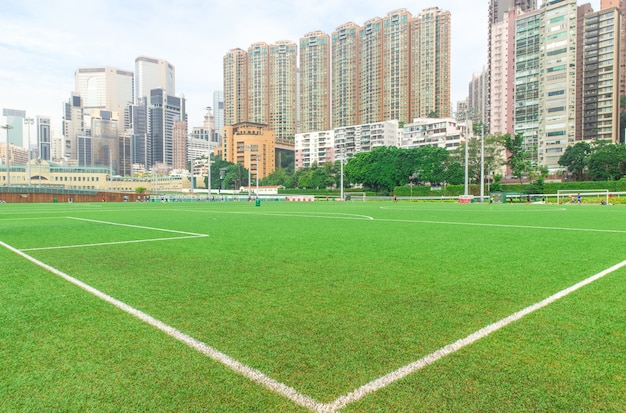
[213,90,224,140]
[299,32,330,133]
[134,56,175,103]
[74,66,133,119]
[148,89,186,169]
[247,42,271,125]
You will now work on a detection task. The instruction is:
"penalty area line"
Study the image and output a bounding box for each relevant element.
[0,240,326,413]
[321,259,626,413]
[20,235,208,251]
[66,216,207,237]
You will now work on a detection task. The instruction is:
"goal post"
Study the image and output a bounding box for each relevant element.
[556,189,609,205]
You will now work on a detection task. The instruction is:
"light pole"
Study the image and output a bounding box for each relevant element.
[1,125,13,187]
[207,146,212,201]
[24,117,34,186]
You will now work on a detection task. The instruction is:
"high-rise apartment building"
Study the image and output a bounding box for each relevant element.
[300,32,330,133]
[490,8,517,135]
[332,22,360,128]
[224,6,452,153]
[383,9,412,123]
[600,0,626,100]
[270,40,298,139]
[580,6,620,142]
[247,42,271,125]
[411,7,452,119]
[134,56,175,103]
[358,17,384,124]
[223,48,248,128]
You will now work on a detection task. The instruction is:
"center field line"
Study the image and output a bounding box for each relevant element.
[0,240,327,413]
[67,216,207,236]
[20,235,208,251]
[321,260,626,413]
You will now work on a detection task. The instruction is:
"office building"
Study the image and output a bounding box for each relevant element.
[213,90,224,140]
[222,122,276,180]
[135,56,175,103]
[2,109,25,147]
[148,88,186,169]
[37,116,51,161]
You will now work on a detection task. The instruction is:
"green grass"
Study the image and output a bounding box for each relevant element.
[1,201,625,412]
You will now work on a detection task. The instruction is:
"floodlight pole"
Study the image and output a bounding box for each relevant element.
[1,124,13,187]
[24,117,34,186]
[464,121,469,196]
[480,123,485,202]
[207,141,212,201]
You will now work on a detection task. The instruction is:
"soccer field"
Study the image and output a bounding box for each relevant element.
[1,201,625,412]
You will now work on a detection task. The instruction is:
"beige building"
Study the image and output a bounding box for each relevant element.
[2,159,189,192]
[222,122,276,180]
[383,9,413,123]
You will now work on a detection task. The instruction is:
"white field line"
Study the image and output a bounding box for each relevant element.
[20,235,207,251]
[67,216,207,236]
[374,218,626,234]
[173,209,376,221]
[321,259,626,413]
[0,240,326,412]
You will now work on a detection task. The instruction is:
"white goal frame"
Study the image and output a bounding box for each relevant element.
[345,192,366,201]
[556,189,609,205]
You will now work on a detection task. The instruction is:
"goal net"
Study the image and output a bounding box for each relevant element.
[345,192,366,201]
[556,189,609,205]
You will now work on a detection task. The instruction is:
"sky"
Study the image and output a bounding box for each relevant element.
[0,0,601,141]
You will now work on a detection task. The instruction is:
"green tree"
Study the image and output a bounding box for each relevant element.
[587,143,626,181]
[558,141,591,181]
[503,132,532,183]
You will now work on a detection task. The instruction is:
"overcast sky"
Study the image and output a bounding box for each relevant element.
[0,0,600,137]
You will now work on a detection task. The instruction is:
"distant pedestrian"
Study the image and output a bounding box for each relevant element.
[393,194,397,203]
[577,193,581,204]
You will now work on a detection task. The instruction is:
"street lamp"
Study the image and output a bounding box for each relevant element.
[207,141,212,201]
[1,124,14,187]
[24,117,34,186]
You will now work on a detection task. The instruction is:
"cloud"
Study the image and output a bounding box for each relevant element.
[0,0,601,136]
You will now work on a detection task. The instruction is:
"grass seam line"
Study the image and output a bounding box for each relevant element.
[322,259,626,412]
[0,240,326,413]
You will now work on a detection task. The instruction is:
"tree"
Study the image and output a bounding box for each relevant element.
[587,143,626,181]
[558,141,591,181]
[503,132,532,183]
